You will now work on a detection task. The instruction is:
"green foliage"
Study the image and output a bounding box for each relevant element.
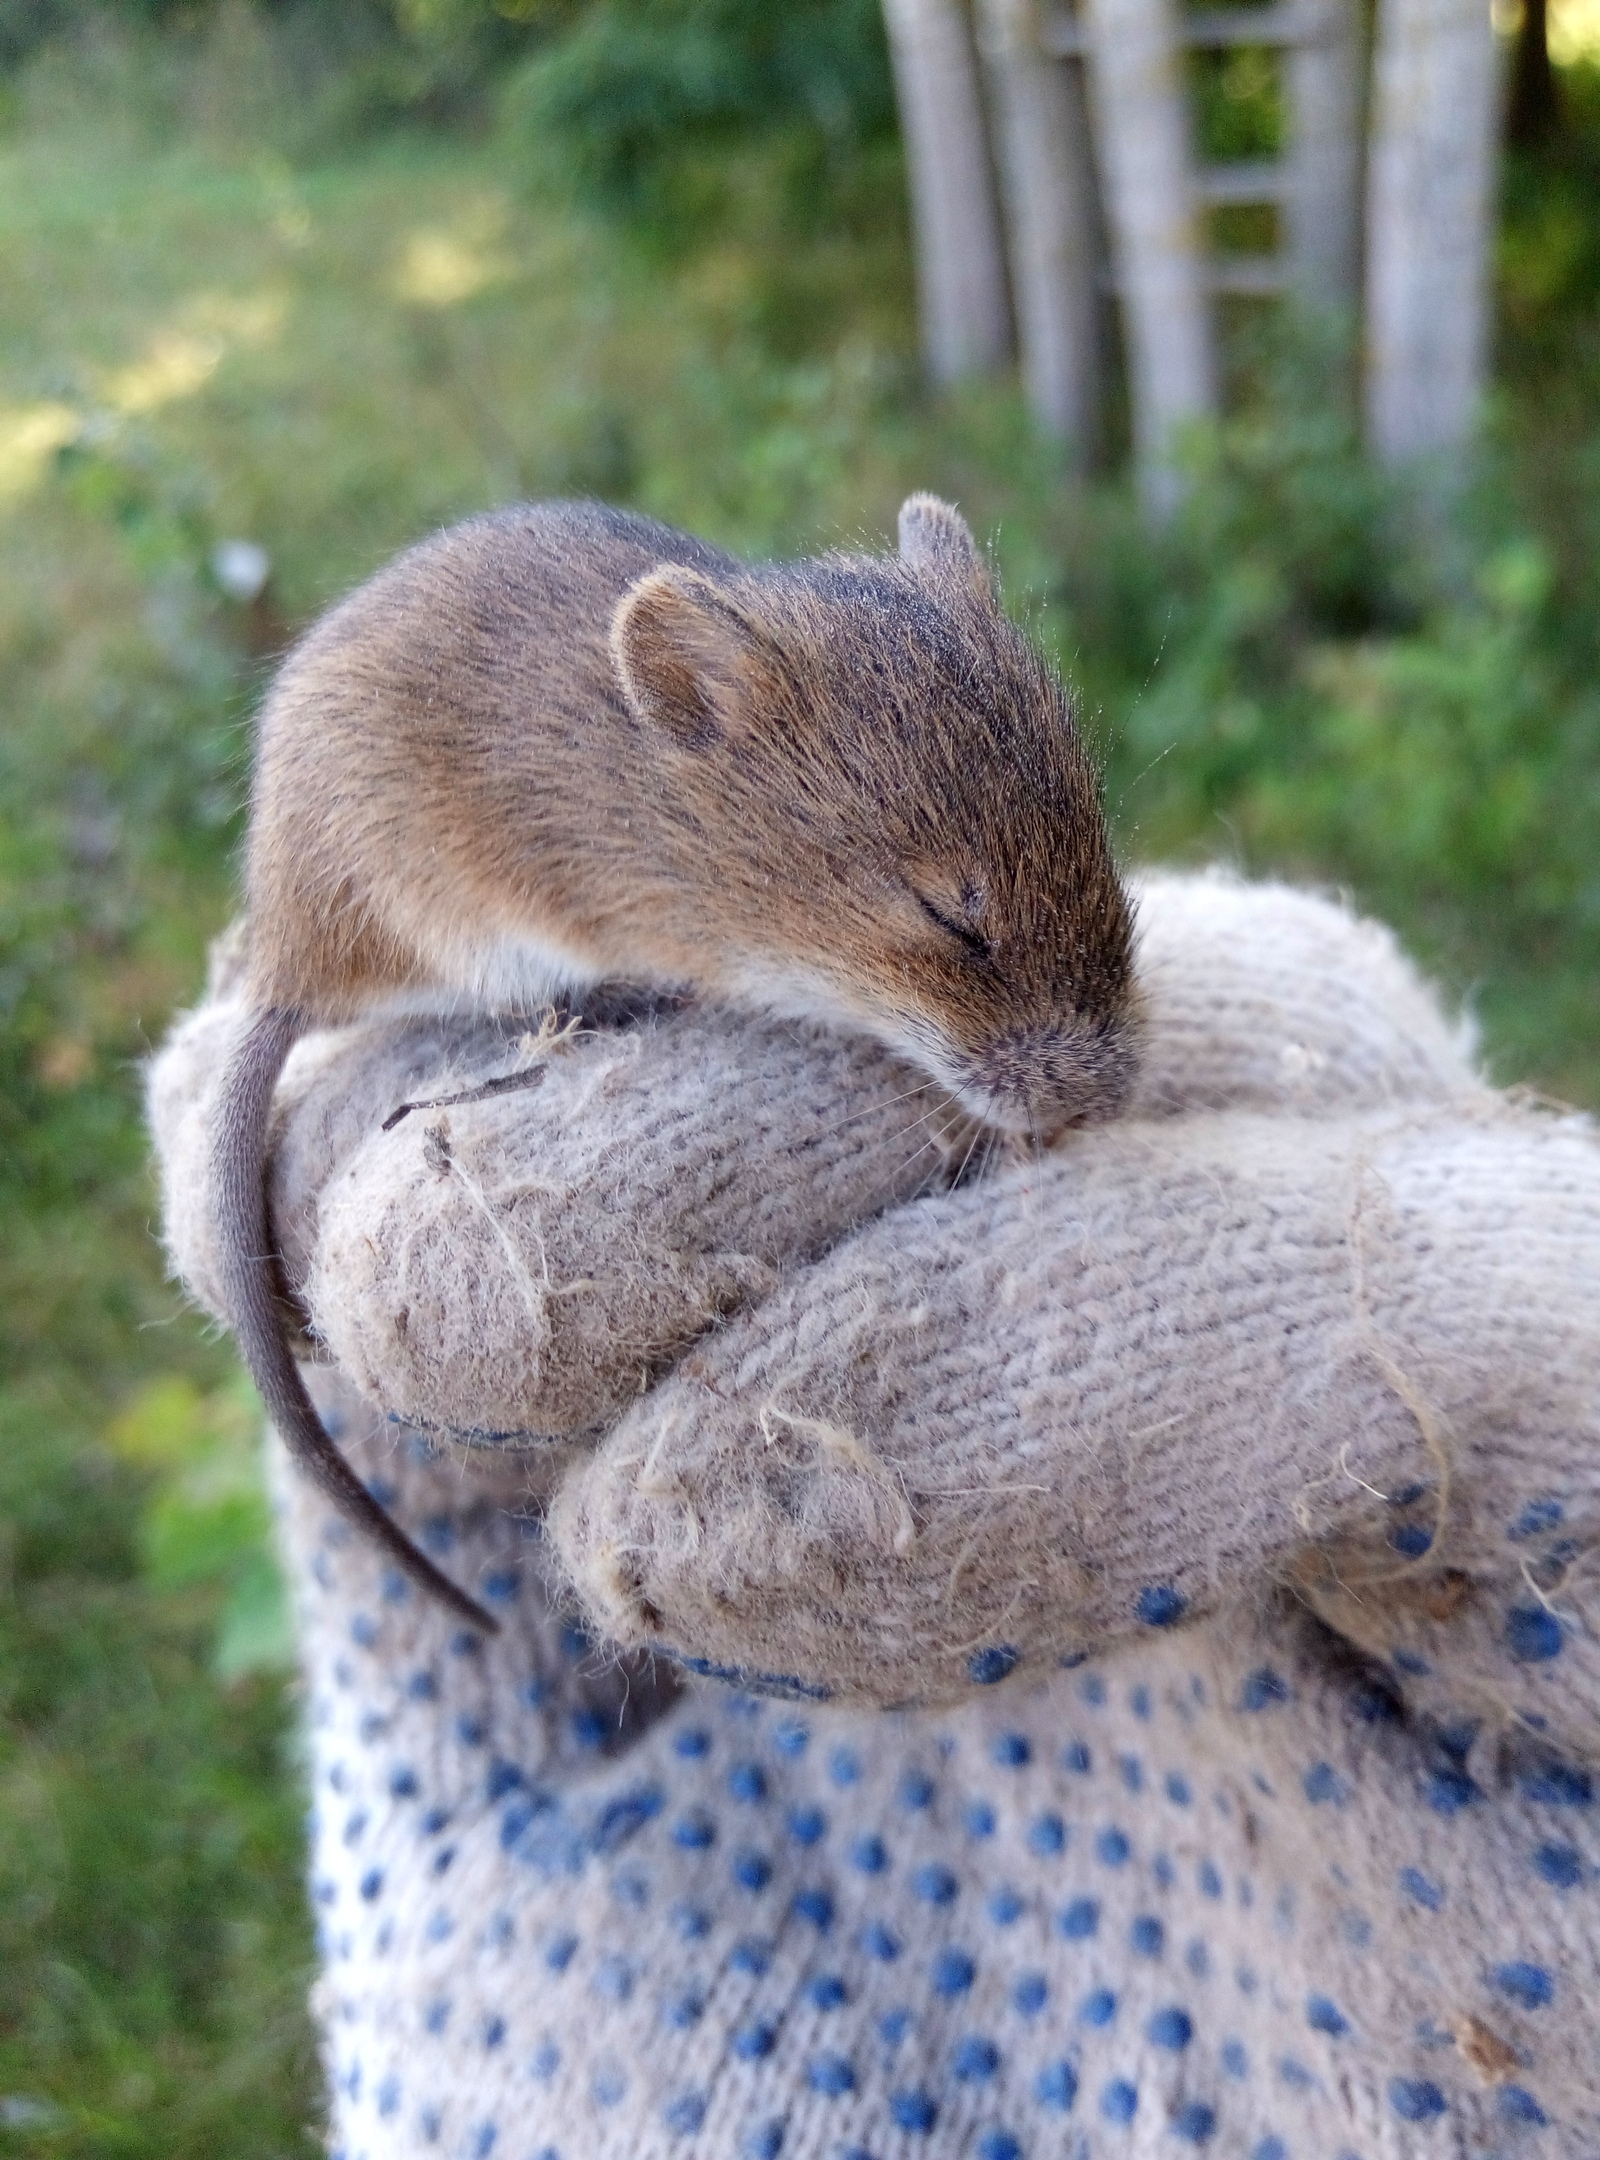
[0,1365,313,2141]
[1,0,895,189]
[1189,38,1283,163]
[106,1376,294,1681]
[506,0,895,225]
[1003,331,1600,1094]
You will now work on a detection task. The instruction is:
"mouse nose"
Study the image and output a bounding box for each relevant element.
[969,1019,1138,1136]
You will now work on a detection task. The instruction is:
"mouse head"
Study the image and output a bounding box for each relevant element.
[611,494,1138,1136]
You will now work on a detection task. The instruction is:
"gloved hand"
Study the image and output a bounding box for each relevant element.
[148,872,1600,2158]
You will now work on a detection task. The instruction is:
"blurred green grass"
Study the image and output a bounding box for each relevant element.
[1,6,1597,2149]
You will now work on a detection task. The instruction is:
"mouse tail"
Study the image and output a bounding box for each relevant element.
[210,1004,499,1635]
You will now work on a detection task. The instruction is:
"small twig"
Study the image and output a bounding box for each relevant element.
[382,1064,547,1131]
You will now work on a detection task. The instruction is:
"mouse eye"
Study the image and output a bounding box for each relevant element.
[915,892,991,961]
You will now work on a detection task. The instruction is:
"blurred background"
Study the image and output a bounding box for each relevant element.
[0,1,1596,2150]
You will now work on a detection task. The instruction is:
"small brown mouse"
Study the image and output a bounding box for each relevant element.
[212,495,1139,1629]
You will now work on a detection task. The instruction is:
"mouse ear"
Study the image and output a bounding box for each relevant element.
[611,567,772,749]
[897,493,994,602]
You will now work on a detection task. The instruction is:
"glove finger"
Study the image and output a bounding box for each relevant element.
[1129,870,1480,1115]
[552,1107,1600,1723]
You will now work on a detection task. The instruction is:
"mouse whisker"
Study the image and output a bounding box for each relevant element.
[816,1078,945,1144]
[878,1101,945,1151]
[895,1124,963,1194]
[950,1097,997,1192]
[875,1103,959,1186]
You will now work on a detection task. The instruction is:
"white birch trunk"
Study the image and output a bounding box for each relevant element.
[1081,0,1216,519]
[976,0,1102,461]
[1364,0,1498,466]
[882,0,1014,385]
[1285,0,1365,322]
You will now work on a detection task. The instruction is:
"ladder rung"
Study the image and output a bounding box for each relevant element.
[1034,17,1086,55]
[1097,254,1287,296]
[1209,255,1287,293]
[1036,4,1306,56]
[1199,160,1286,204]
[1035,16,1087,55]
[1183,6,1303,47]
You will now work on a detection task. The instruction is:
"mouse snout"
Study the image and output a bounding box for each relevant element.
[960,1018,1139,1138]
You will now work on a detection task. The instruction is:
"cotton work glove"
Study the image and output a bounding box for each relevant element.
[149,872,1600,2158]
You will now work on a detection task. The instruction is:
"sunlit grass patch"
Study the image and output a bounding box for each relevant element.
[391,192,515,305]
[0,400,80,500]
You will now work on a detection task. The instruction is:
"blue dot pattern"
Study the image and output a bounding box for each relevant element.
[290,1374,1599,2158]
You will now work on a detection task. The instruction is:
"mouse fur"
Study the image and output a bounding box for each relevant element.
[213,496,1139,1626]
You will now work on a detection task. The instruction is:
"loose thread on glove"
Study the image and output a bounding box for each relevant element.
[757,1403,917,1557]
[634,1414,695,1527]
[944,1577,1030,1661]
[1301,1155,1458,1592]
[428,1124,551,1331]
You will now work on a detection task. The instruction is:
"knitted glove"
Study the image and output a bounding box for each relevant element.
[555,1097,1600,1742]
[148,872,1600,2160]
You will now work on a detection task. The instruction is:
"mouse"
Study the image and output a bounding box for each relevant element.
[210,494,1140,1629]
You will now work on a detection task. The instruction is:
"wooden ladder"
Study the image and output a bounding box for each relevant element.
[883,0,1500,514]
